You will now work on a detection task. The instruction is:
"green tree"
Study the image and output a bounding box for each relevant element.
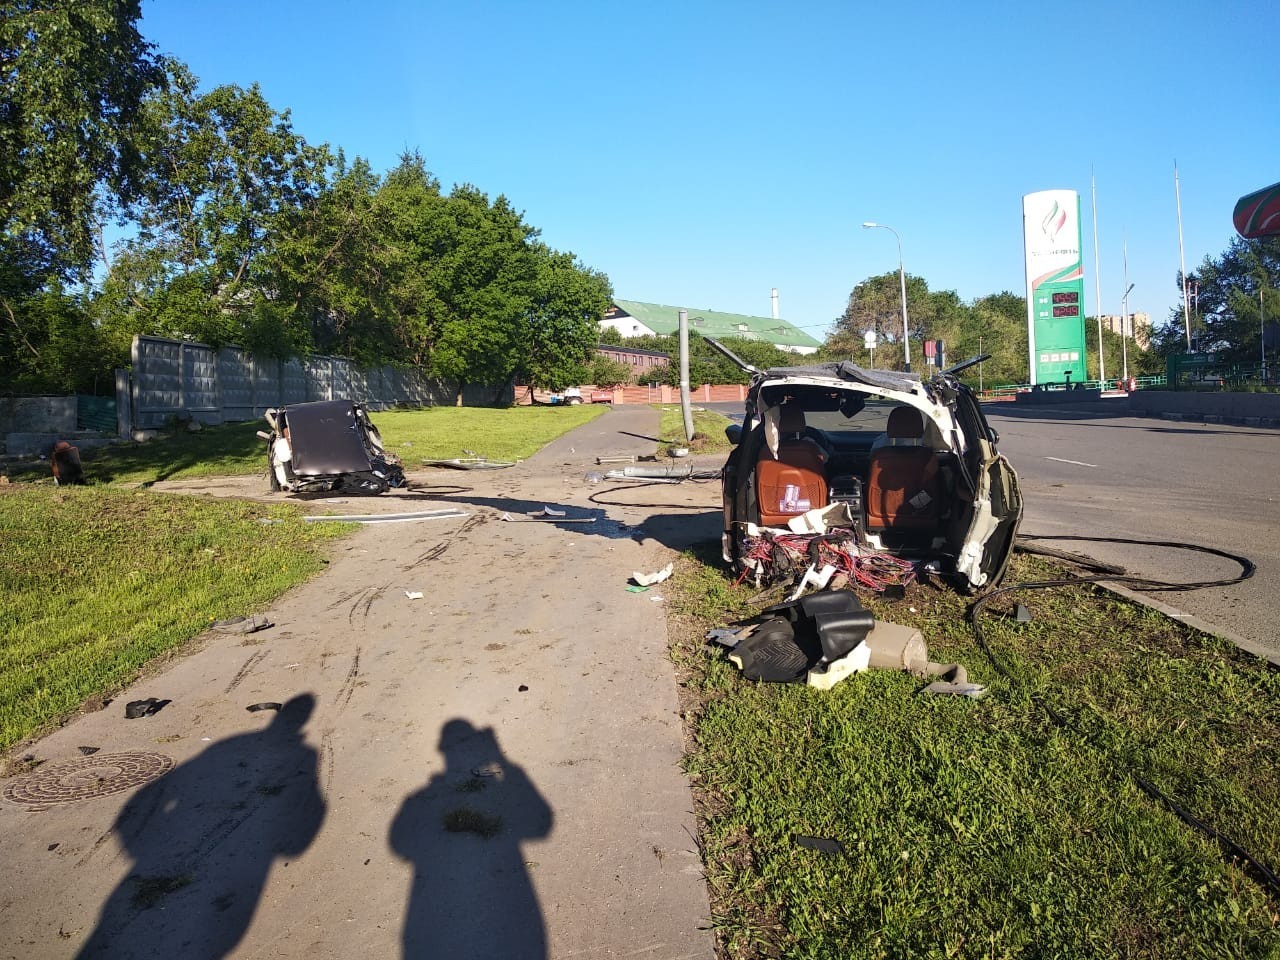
[1,0,165,384]
[98,64,335,352]
[961,292,1028,385]
[516,248,611,393]
[1159,235,1280,368]
[1,0,165,279]
[589,354,634,388]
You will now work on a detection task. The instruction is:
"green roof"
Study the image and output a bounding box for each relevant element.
[609,299,822,350]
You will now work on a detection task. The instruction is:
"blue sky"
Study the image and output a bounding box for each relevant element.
[139,0,1279,342]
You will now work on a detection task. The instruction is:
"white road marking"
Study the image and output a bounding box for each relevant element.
[1044,456,1098,468]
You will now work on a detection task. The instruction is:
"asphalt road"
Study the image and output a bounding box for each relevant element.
[986,400,1278,659]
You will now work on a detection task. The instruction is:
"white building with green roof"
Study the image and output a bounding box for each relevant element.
[602,299,821,355]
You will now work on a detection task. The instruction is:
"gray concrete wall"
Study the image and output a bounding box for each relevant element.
[127,335,513,431]
[1128,390,1280,426]
[0,396,76,434]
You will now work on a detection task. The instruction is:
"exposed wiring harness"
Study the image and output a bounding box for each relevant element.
[738,531,916,592]
[971,533,1279,899]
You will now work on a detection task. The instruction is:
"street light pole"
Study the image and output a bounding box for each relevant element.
[1121,282,1135,384]
[862,222,911,372]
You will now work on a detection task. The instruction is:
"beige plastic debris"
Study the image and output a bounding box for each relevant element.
[806,641,871,689]
[632,563,674,587]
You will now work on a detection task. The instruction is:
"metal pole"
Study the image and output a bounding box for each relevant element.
[678,308,694,442]
[862,222,910,372]
[1262,285,1267,383]
[1175,162,1192,351]
[1091,168,1106,385]
[1122,233,1131,383]
[979,335,984,392]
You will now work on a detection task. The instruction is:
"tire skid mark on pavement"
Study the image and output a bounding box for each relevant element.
[225,649,269,694]
[336,649,362,710]
[319,728,336,792]
[75,782,165,868]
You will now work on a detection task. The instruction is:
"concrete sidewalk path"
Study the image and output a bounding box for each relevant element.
[0,406,723,959]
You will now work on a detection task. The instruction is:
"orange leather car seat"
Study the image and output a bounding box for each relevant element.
[865,406,940,531]
[756,405,828,527]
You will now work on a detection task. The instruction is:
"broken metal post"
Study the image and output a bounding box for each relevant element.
[603,465,721,480]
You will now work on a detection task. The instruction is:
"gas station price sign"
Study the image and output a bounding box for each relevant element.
[1023,190,1088,384]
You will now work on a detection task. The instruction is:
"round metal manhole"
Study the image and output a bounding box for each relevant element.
[3,752,173,805]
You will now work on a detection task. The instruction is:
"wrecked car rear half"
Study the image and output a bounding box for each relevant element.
[717,349,1023,592]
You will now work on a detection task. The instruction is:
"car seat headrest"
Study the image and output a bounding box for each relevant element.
[886,406,924,440]
[778,404,807,435]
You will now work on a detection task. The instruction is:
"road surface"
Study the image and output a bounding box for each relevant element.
[988,400,1278,659]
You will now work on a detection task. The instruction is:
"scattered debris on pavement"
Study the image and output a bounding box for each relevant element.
[632,563,674,586]
[422,457,516,470]
[124,698,168,719]
[304,508,468,524]
[211,615,274,635]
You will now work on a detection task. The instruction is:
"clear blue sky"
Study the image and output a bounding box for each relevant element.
[139,0,1279,342]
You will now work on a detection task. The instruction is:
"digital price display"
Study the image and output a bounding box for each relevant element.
[1052,304,1080,318]
[1052,291,1079,305]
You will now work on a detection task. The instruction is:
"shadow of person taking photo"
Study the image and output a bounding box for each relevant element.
[76,694,325,959]
[391,719,553,960]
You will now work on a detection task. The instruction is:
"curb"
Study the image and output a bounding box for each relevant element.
[1098,581,1280,669]
[1147,411,1280,430]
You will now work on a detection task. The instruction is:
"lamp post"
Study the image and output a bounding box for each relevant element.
[862,222,910,372]
[1121,282,1135,384]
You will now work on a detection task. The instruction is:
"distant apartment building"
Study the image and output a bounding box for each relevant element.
[595,344,670,377]
[1098,312,1152,349]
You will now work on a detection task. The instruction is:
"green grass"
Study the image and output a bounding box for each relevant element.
[6,404,607,486]
[657,405,736,456]
[370,404,605,461]
[0,485,351,752]
[668,547,1280,958]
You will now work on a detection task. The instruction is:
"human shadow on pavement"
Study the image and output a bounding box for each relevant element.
[76,694,325,959]
[391,719,553,960]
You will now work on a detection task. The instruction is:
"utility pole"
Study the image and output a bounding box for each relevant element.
[1092,169,1106,385]
[1175,162,1192,350]
[678,308,694,442]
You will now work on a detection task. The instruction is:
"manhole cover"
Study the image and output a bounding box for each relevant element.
[3,752,173,805]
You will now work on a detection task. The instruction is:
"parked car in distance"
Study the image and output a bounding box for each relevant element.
[712,339,1023,592]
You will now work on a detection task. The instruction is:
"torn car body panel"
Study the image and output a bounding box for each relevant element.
[713,340,1022,591]
[262,400,405,495]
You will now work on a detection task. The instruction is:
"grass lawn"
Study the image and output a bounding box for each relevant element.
[0,486,351,752]
[669,546,1280,958]
[6,404,607,487]
[657,405,736,457]
[0,403,605,751]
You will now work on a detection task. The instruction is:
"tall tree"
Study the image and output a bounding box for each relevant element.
[99,64,334,352]
[1,0,165,279]
[1,0,165,385]
[1159,235,1280,367]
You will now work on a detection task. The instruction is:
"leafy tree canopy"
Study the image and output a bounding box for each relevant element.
[1,0,165,281]
[1153,235,1280,367]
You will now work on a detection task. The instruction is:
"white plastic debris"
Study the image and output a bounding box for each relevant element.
[787,563,838,601]
[529,505,566,518]
[405,591,424,600]
[632,563,674,587]
[787,502,855,535]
